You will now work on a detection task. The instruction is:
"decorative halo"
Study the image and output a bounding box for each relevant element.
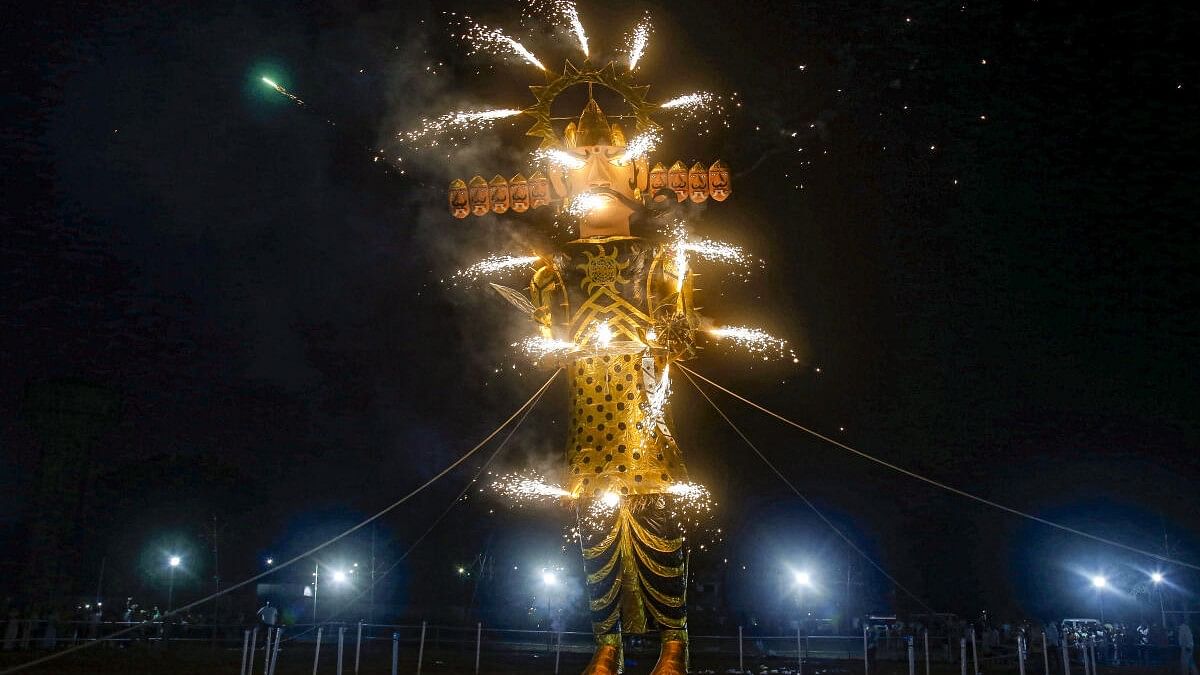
[522,60,659,147]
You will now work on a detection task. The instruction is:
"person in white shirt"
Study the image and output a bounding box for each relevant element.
[257,602,278,628]
[1180,621,1198,675]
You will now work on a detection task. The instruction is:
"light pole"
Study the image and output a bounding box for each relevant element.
[167,555,182,612]
[1091,575,1107,623]
[1151,572,1166,629]
[312,563,320,624]
[794,570,814,635]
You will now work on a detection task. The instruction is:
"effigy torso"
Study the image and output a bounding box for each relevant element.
[531,235,693,499]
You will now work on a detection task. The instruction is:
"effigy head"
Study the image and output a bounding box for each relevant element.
[552,98,645,238]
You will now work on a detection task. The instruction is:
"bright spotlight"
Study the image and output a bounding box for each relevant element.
[601,492,620,508]
[332,570,348,584]
[543,571,558,585]
[265,558,274,566]
[1091,575,1107,589]
[1151,572,1164,584]
[168,555,181,568]
[794,570,813,587]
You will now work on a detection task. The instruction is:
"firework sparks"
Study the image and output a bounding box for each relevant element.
[492,472,570,505]
[402,108,523,147]
[624,13,652,70]
[660,92,717,111]
[708,325,799,362]
[615,129,661,165]
[565,193,609,217]
[532,147,585,171]
[527,0,589,57]
[455,254,540,281]
[513,336,577,359]
[682,239,750,266]
[455,15,546,71]
[261,77,305,107]
[645,363,672,425]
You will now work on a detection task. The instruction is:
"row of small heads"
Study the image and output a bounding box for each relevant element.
[447,160,732,218]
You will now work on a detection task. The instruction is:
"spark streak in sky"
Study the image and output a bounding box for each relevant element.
[708,325,799,362]
[402,108,523,147]
[527,0,589,57]
[455,254,540,280]
[681,239,749,266]
[456,16,547,70]
[624,13,652,70]
[261,77,305,107]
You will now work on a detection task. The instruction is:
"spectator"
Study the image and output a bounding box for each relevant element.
[1045,621,1060,649]
[1181,621,1198,675]
[257,601,278,628]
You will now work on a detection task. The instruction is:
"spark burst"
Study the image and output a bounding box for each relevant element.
[261,77,305,107]
[453,14,546,71]
[644,363,672,426]
[624,13,652,70]
[565,193,609,217]
[532,147,585,171]
[402,109,523,147]
[513,336,577,359]
[527,0,589,57]
[492,472,569,505]
[660,92,717,111]
[682,239,750,266]
[616,129,661,165]
[708,326,799,362]
[455,254,540,281]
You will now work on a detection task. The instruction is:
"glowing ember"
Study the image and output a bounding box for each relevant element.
[513,336,577,359]
[455,15,546,71]
[565,193,609,217]
[493,472,570,505]
[455,254,540,281]
[615,129,661,165]
[532,147,585,171]
[595,322,613,347]
[624,13,652,70]
[403,108,523,147]
[708,325,799,362]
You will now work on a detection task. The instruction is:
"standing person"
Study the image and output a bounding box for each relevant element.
[1181,621,1199,675]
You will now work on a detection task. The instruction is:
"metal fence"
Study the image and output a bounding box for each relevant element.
[0,619,1186,674]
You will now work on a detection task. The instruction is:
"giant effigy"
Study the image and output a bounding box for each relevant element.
[445,54,739,674]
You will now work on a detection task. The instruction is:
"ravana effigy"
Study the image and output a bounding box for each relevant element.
[449,59,737,675]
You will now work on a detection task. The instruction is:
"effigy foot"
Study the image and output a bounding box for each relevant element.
[649,639,688,675]
[582,643,622,675]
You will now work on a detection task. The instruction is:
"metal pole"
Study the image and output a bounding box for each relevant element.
[1018,635,1026,675]
[970,628,979,675]
[739,625,744,673]
[1089,639,1096,675]
[313,627,324,675]
[262,626,273,675]
[1060,641,1069,675]
[249,627,260,675]
[960,639,967,675]
[241,629,251,675]
[1042,632,1049,675]
[1080,640,1089,675]
[924,629,930,675]
[554,631,562,674]
[908,636,915,675]
[417,621,427,675]
[475,622,482,675]
[337,626,345,675]
[864,625,870,675]
[391,632,399,675]
[168,566,176,612]
[313,563,320,624]
[355,621,362,674]
[797,626,803,675]
[269,627,283,675]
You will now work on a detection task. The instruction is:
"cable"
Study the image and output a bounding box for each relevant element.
[284,376,553,640]
[0,369,562,675]
[678,364,1200,573]
[678,367,938,614]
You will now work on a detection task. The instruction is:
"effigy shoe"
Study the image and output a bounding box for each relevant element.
[649,639,688,675]
[582,644,621,675]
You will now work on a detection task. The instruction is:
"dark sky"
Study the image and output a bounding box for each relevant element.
[3,0,1198,625]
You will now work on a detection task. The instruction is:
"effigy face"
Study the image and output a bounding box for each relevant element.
[563,144,639,237]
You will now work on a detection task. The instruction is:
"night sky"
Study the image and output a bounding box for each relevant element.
[3,0,1198,626]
